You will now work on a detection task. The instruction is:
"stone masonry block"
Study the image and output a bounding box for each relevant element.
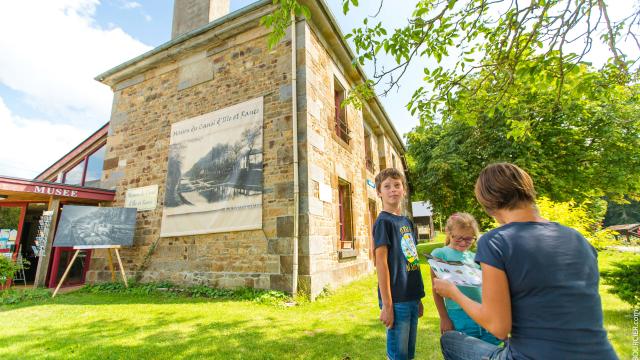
[279,84,292,101]
[277,147,293,165]
[270,274,292,293]
[280,255,293,274]
[267,238,291,255]
[276,216,294,237]
[177,58,213,91]
[115,74,145,91]
[274,182,293,199]
[103,157,119,170]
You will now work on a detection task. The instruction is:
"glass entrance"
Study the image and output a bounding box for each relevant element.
[48,247,92,288]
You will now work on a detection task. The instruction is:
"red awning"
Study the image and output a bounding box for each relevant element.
[0,176,115,203]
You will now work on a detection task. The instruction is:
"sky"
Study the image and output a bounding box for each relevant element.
[0,0,634,179]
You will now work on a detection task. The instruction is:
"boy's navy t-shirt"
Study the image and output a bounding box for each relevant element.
[475,222,618,360]
[374,211,425,303]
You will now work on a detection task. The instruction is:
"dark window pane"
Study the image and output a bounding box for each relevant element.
[334,78,349,144]
[84,146,105,187]
[55,250,87,285]
[63,161,84,185]
[338,180,353,249]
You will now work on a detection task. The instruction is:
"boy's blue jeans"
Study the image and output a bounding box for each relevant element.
[385,300,420,360]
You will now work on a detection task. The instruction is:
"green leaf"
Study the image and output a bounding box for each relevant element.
[301,5,311,19]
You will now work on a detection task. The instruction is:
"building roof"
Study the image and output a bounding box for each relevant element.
[412,201,433,217]
[606,223,640,231]
[94,0,406,153]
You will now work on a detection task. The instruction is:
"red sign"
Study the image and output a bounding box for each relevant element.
[0,176,115,202]
[32,185,79,197]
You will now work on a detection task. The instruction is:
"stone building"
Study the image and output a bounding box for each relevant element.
[33,0,409,298]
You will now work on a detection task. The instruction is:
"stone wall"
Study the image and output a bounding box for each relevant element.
[299,23,409,298]
[89,7,409,297]
[90,17,297,292]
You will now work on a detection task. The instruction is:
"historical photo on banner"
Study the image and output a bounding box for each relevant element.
[161,97,264,236]
[53,205,137,247]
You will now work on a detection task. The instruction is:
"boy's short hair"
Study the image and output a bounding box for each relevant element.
[474,162,536,212]
[375,168,407,193]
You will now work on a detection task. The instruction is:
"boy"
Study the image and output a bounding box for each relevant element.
[373,168,425,360]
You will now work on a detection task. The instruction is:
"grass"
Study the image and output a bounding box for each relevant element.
[0,247,636,359]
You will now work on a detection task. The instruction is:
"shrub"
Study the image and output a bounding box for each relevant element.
[82,281,292,305]
[601,257,640,306]
[536,197,618,250]
[0,255,29,286]
[0,288,50,305]
[82,281,178,296]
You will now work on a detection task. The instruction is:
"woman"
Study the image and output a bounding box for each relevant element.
[433,163,618,360]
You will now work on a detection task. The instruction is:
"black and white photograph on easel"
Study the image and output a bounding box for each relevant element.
[161,97,264,237]
[53,206,137,247]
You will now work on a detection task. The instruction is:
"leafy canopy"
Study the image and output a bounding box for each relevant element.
[406,62,640,225]
[265,0,640,118]
[263,1,640,225]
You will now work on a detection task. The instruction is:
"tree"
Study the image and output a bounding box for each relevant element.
[0,207,20,229]
[604,197,640,226]
[265,0,640,119]
[405,62,640,226]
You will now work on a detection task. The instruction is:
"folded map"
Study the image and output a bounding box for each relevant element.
[425,253,482,287]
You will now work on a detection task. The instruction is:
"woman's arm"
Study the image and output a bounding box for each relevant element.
[431,269,454,333]
[375,245,394,329]
[433,263,511,339]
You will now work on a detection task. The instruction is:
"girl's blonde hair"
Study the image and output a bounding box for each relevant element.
[444,212,480,245]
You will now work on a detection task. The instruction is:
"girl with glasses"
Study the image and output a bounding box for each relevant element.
[430,212,502,346]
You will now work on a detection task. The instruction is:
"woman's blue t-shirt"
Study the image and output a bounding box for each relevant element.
[373,211,425,303]
[475,221,618,360]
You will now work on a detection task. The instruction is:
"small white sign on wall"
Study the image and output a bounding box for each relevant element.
[319,183,333,203]
[309,130,325,152]
[309,198,324,216]
[309,164,325,182]
[125,185,159,211]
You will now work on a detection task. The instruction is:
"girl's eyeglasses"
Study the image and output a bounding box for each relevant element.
[451,235,475,243]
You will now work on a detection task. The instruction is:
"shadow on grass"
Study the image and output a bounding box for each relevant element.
[1,274,446,359]
[0,308,387,359]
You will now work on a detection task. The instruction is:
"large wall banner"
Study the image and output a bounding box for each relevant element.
[161,97,264,237]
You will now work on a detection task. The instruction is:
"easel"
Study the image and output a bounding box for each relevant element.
[52,245,128,298]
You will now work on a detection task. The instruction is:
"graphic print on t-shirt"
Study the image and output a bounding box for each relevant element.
[399,225,420,271]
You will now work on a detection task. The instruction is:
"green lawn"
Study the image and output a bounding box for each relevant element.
[0,247,636,359]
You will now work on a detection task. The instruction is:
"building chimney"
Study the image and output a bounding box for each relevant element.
[172,0,230,39]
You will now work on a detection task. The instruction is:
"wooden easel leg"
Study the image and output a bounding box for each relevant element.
[52,250,80,298]
[114,248,128,288]
[107,249,116,282]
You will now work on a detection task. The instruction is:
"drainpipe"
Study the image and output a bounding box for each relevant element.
[290,11,300,296]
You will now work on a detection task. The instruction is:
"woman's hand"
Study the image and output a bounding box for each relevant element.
[433,278,457,299]
[418,300,424,318]
[440,317,454,334]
